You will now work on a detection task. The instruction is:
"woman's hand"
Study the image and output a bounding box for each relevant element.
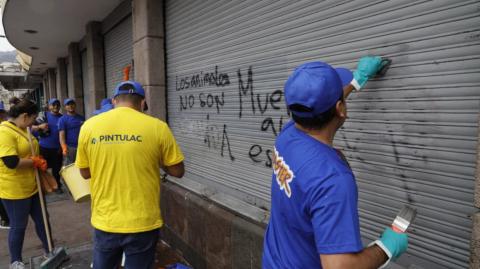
[29,156,48,171]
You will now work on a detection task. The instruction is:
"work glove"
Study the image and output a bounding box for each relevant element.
[369,227,408,267]
[61,144,68,156]
[29,156,48,171]
[352,56,388,90]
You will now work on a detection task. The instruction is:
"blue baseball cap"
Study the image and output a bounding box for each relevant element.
[64,98,75,106]
[113,81,145,98]
[49,98,60,105]
[0,103,4,111]
[284,62,353,117]
[93,104,114,115]
[92,98,113,115]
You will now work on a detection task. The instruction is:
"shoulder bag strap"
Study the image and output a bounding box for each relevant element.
[0,124,30,142]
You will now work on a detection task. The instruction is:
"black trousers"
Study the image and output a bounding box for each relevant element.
[0,200,8,222]
[40,146,63,188]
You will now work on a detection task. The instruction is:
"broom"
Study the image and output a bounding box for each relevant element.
[27,127,68,269]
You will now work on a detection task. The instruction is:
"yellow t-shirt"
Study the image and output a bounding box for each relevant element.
[0,122,39,199]
[75,107,184,233]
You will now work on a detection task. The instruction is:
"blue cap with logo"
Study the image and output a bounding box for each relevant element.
[113,81,145,98]
[284,62,353,117]
[64,98,75,106]
[93,98,113,115]
[49,98,60,105]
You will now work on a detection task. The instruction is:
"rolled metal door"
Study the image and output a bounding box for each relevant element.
[165,1,480,268]
[103,15,135,98]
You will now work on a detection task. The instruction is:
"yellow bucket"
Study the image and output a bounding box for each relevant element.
[60,164,91,203]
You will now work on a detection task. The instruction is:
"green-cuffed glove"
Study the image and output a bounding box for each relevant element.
[352,56,388,90]
[371,227,408,262]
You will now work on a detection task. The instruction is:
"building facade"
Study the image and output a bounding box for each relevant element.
[2,1,479,268]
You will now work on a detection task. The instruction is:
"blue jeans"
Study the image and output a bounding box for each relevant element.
[1,192,54,263]
[93,227,159,269]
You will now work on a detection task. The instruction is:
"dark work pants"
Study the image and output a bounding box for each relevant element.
[2,193,54,263]
[0,199,9,222]
[40,146,63,188]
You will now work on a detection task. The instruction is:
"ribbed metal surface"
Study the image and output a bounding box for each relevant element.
[103,15,135,98]
[81,49,91,119]
[165,1,479,268]
[101,0,132,35]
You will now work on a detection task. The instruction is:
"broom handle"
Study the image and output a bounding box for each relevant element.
[27,127,53,253]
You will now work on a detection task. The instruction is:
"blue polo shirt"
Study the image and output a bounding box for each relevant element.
[57,113,85,147]
[39,112,62,148]
[262,120,363,269]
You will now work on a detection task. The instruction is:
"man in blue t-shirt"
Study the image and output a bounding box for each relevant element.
[32,98,64,194]
[262,58,409,269]
[58,98,85,164]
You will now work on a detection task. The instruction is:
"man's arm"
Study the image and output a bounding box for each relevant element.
[59,130,66,145]
[160,160,185,178]
[320,245,387,269]
[343,84,356,100]
[79,168,91,179]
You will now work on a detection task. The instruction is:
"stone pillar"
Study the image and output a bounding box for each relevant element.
[133,0,166,121]
[56,58,68,114]
[472,108,480,269]
[86,21,106,114]
[47,68,56,100]
[68,42,85,116]
[42,72,49,102]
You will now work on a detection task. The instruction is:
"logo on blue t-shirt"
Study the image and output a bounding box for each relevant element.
[273,147,294,198]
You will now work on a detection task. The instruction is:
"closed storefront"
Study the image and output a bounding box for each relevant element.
[165,1,479,268]
[103,4,135,98]
[81,49,91,118]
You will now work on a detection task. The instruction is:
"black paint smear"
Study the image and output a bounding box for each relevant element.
[179,95,187,110]
[266,149,273,168]
[248,145,262,163]
[257,93,269,114]
[261,117,277,137]
[188,95,195,108]
[270,90,283,110]
[238,67,254,118]
[279,116,284,133]
[221,124,235,161]
[199,93,206,107]
[215,92,225,113]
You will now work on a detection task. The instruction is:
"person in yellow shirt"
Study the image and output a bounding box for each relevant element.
[0,102,11,229]
[0,97,53,269]
[76,81,185,269]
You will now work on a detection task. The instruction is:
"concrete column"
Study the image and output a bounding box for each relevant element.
[86,21,106,114]
[56,58,68,114]
[68,42,85,116]
[473,109,480,268]
[42,72,49,102]
[47,68,56,100]
[133,0,166,121]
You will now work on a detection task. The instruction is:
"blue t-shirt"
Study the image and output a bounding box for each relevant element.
[57,114,85,147]
[39,112,62,148]
[262,120,363,269]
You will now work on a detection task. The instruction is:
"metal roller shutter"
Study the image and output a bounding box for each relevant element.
[81,50,91,119]
[165,1,479,268]
[104,15,135,98]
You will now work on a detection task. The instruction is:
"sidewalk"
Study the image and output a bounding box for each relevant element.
[0,185,190,269]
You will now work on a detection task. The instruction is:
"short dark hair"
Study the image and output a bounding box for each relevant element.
[290,92,344,130]
[8,97,39,118]
[114,84,144,104]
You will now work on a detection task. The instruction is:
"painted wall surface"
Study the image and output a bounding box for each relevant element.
[165,1,480,268]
